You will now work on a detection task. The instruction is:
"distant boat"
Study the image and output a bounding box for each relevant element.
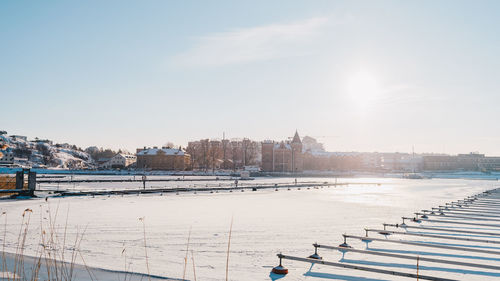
[403,173,424,179]
[480,168,491,174]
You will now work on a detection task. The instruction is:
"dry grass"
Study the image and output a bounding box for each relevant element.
[1,202,232,281]
[0,204,92,281]
[190,250,196,281]
[138,217,151,281]
[225,216,233,281]
[182,227,191,280]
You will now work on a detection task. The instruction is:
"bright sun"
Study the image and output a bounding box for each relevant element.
[346,70,380,106]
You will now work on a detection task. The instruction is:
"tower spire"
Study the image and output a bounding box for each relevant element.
[292,130,301,144]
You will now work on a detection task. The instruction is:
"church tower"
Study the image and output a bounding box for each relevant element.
[291,130,303,172]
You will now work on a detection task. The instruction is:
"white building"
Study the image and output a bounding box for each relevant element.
[99,154,136,169]
[0,149,14,164]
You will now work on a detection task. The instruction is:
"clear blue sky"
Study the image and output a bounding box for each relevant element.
[1,1,499,155]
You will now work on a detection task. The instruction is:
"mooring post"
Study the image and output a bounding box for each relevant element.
[271,253,288,275]
[339,234,352,248]
[309,243,322,259]
[27,171,36,197]
[401,217,407,227]
[15,171,23,190]
[416,212,428,219]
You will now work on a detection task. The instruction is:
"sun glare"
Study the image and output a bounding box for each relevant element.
[346,70,380,106]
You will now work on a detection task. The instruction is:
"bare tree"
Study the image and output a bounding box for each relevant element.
[209,140,222,173]
[164,141,175,148]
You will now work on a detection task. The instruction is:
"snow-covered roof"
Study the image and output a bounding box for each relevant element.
[9,135,27,140]
[308,150,334,157]
[273,142,292,150]
[113,153,136,159]
[137,148,185,156]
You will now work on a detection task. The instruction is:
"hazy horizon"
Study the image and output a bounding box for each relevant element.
[2,1,499,155]
[2,129,497,157]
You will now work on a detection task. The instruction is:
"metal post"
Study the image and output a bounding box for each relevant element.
[27,171,36,197]
[15,171,23,190]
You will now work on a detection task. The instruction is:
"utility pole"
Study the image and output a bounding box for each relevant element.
[212,145,215,174]
[202,140,208,173]
[222,132,227,170]
[282,150,285,173]
[242,139,247,168]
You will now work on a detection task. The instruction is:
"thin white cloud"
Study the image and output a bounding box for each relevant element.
[355,83,446,108]
[377,84,447,106]
[171,17,329,67]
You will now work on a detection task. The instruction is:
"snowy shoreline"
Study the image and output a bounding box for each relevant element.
[2,167,500,180]
[1,251,184,281]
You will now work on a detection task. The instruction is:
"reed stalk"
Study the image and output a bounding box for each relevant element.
[1,204,91,281]
[225,216,233,281]
[182,227,192,280]
[191,250,197,281]
[139,217,151,281]
[417,255,419,280]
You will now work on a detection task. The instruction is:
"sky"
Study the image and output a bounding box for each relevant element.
[1,0,499,155]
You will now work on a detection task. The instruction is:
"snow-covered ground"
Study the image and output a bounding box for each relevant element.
[0,177,499,280]
[0,251,178,281]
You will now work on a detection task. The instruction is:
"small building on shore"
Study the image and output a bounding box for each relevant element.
[136,147,191,171]
[97,157,111,169]
[0,148,14,165]
[97,154,136,169]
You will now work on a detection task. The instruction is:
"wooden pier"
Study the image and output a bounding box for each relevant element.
[405,217,500,228]
[271,187,500,279]
[50,181,348,197]
[276,253,457,281]
[343,234,500,256]
[37,177,250,184]
[382,223,500,237]
[364,228,500,244]
[423,209,500,218]
[313,244,500,271]
[433,207,500,215]
[0,169,36,197]
[414,212,500,222]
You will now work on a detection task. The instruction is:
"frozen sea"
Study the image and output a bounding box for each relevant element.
[1,176,500,280]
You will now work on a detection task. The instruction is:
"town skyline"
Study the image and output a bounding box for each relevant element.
[2,129,498,157]
[2,1,500,155]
